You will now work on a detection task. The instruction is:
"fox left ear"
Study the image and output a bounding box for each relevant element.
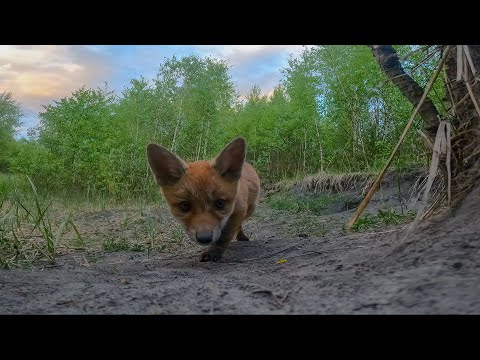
[146,143,187,186]
[213,137,246,180]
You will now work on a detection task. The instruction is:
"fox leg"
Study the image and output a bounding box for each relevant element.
[236,226,249,241]
[200,214,243,262]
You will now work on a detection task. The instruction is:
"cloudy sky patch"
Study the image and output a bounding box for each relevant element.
[0,45,311,137]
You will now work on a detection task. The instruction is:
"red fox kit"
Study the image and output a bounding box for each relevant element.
[147,137,260,262]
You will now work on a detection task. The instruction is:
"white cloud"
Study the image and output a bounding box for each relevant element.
[2,45,317,137]
[63,63,84,72]
[194,45,312,67]
[0,45,112,115]
[194,45,314,98]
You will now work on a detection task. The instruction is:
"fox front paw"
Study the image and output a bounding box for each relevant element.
[200,248,223,262]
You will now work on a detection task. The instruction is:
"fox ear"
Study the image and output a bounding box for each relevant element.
[213,137,246,180]
[146,144,187,186]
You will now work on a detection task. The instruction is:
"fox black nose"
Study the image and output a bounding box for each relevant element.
[196,231,213,244]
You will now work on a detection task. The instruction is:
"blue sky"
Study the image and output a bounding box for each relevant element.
[0,45,311,138]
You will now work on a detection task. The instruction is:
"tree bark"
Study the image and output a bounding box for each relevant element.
[369,45,440,137]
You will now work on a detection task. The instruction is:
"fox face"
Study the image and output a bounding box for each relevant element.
[147,138,246,246]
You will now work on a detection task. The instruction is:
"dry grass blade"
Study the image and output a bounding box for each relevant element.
[444,79,478,117]
[463,51,468,82]
[412,120,450,225]
[446,122,452,205]
[465,80,480,119]
[418,129,434,150]
[463,45,477,76]
[444,68,456,116]
[68,218,85,248]
[457,45,463,81]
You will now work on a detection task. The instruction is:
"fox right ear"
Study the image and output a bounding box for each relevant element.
[146,144,187,186]
[213,137,246,181]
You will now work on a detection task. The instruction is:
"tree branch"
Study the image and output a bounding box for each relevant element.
[369,45,440,137]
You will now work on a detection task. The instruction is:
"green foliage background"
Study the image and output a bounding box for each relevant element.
[1,46,444,199]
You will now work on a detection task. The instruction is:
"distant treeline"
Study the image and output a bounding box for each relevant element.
[0,46,445,199]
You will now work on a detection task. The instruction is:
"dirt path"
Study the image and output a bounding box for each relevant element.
[1,185,479,314]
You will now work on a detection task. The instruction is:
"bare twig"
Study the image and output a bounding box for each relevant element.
[400,45,435,61]
[444,68,456,116]
[280,290,292,303]
[446,122,452,206]
[463,45,476,75]
[227,245,368,263]
[444,79,478,118]
[378,47,441,87]
[457,45,464,81]
[465,80,480,119]
[418,129,434,150]
[463,145,480,163]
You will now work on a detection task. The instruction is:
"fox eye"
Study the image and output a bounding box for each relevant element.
[215,199,226,210]
[178,201,191,212]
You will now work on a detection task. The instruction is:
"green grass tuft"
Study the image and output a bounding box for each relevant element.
[351,208,415,232]
[0,174,83,268]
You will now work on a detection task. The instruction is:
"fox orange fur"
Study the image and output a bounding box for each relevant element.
[146,137,260,262]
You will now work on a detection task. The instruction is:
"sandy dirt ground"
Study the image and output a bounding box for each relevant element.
[1,181,479,314]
